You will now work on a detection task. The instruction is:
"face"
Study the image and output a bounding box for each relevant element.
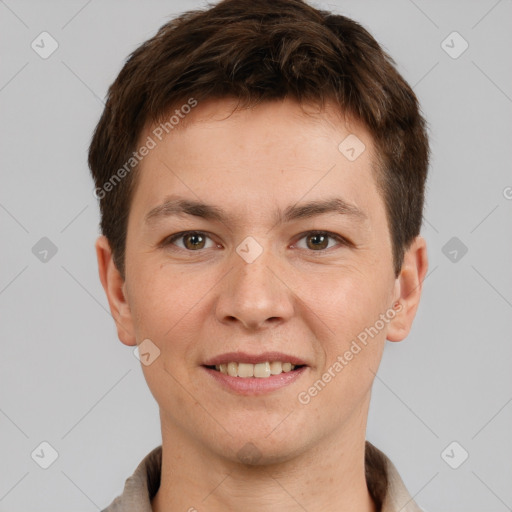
[98,97,423,464]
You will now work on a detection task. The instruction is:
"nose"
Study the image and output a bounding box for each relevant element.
[214,242,295,331]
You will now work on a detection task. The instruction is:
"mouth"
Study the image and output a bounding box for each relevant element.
[204,361,306,378]
[202,351,308,377]
[201,352,309,395]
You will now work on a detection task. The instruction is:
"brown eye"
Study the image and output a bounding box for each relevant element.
[306,233,329,250]
[295,231,347,252]
[183,232,206,250]
[164,231,215,251]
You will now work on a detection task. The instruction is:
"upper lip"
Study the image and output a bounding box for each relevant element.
[203,351,308,366]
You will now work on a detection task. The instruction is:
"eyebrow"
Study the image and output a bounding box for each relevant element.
[144,195,367,227]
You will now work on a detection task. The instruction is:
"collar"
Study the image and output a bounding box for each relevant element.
[102,441,423,512]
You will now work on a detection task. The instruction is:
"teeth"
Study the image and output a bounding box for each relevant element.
[213,361,297,378]
[270,361,282,375]
[238,363,254,378]
[227,362,238,377]
[282,362,292,372]
[254,362,271,378]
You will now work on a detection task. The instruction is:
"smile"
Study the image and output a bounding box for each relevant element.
[209,361,302,378]
[203,364,307,395]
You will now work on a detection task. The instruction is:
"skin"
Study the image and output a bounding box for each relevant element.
[96,97,428,512]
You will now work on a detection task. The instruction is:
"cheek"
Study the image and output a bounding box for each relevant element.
[130,269,209,409]
[127,265,203,343]
[307,269,391,399]
[306,288,387,424]
[308,269,389,340]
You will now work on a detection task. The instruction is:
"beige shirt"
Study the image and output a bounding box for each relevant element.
[102,441,423,512]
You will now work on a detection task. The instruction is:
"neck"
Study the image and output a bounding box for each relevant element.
[151,414,377,512]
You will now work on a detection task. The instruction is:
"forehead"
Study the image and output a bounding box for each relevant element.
[140,97,372,158]
[131,97,384,230]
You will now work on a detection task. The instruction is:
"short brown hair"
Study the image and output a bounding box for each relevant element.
[88,0,429,280]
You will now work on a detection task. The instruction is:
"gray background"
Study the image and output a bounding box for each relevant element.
[1,0,511,510]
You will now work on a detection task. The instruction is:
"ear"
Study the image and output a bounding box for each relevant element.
[386,235,428,342]
[95,235,137,346]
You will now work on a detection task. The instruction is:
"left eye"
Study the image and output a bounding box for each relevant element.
[162,230,347,252]
[293,231,347,251]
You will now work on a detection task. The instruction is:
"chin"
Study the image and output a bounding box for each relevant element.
[214,428,309,467]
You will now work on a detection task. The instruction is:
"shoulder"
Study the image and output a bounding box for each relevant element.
[365,441,425,512]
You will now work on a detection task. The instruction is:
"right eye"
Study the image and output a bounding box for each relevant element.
[161,231,217,251]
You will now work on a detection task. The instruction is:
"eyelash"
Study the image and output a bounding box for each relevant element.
[161,230,351,253]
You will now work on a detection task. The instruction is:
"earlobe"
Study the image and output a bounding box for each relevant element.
[386,235,428,342]
[95,235,137,346]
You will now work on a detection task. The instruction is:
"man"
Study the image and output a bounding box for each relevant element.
[89,0,429,510]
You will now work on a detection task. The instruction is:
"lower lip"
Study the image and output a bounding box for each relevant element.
[202,366,308,395]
